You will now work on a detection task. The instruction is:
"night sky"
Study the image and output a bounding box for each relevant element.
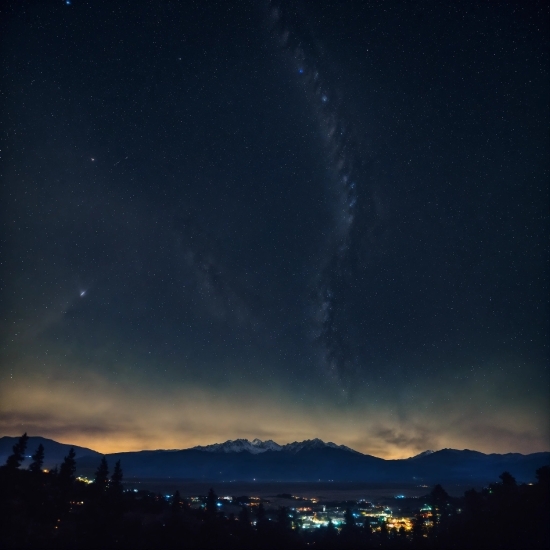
[1,0,548,458]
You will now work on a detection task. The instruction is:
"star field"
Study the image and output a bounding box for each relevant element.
[0,0,548,458]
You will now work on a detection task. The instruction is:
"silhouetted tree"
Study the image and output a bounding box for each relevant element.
[28,443,45,473]
[206,487,218,521]
[94,456,109,493]
[171,490,182,514]
[342,506,355,533]
[58,447,76,489]
[536,465,550,490]
[239,504,250,524]
[324,519,338,546]
[276,505,291,531]
[256,500,266,524]
[534,465,550,549]
[380,518,389,542]
[362,517,374,545]
[412,512,426,542]
[5,433,29,469]
[430,483,449,502]
[429,483,450,532]
[110,459,123,493]
[235,504,252,548]
[428,483,450,537]
[340,506,360,548]
[499,471,516,488]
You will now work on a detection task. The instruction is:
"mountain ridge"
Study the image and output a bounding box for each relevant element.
[0,435,101,470]
[191,437,359,455]
[2,435,548,485]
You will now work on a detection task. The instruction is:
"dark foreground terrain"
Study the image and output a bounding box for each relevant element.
[1,434,549,549]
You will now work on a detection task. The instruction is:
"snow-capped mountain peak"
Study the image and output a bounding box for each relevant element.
[192,438,358,454]
[282,438,359,454]
[192,438,282,454]
[251,438,283,451]
[407,450,436,459]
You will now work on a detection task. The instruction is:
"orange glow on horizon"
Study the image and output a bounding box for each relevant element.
[1,367,548,459]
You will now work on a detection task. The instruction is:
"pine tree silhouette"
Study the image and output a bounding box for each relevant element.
[59,448,76,489]
[5,433,29,469]
[341,506,355,534]
[110,459,123,493]
[28,443,45,473]
[94,456,109,493]
[206,487,218,522]
[238,504,250,525]
[276,505,291,532]
[171,489,182,514]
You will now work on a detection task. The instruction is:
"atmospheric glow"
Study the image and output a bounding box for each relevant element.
[0,360,547,458]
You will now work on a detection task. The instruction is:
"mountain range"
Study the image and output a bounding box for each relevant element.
[192,438,358,455]
[1,436,548,485]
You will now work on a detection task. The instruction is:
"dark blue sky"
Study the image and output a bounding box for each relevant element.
[1,0,548,457]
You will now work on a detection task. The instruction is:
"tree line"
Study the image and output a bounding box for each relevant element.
[1,433,548,549]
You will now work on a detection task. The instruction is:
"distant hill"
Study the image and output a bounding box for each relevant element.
[0,436,101,470]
